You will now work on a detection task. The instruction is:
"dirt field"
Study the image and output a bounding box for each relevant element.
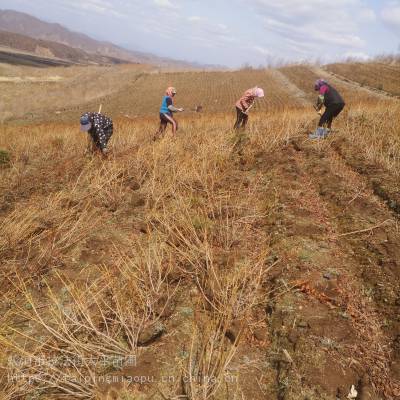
[0,63,399,400]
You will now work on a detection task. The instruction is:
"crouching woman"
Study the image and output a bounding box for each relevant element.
[80,112,113,156]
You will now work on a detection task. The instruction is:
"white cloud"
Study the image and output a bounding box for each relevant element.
[185,15,234,45]
[56,0,125,18]
[264,15,364,48]
[381,1,400,34]
[241,0,372,60]
[253,45,271,56]
[188,16,202,22]
[342,51,371,60]
[359,8,376,22]
[153,0,178,10]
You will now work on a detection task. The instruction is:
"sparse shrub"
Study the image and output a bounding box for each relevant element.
[0,149,10,167]
[50,136,64,150]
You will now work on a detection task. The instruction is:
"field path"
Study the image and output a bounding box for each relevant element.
[255,135,400,399]
[312,66,398,100]
[268,68,312,106]
[0,76,63,83]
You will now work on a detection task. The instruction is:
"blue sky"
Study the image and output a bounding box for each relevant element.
[1,0,399,67]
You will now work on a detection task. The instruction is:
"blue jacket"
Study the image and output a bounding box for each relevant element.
[160,96,173,114]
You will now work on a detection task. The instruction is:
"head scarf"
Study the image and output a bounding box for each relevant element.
[248,87,264,98]
[314,79,327,91]
[166,87,177,97]
[80,113,92,132]
[255,87,265,98]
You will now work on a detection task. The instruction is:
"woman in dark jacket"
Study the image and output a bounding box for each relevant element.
[310,79,345,139]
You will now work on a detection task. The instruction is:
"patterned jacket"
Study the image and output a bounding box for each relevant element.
[82,112,113,149]
[235,87,258,112]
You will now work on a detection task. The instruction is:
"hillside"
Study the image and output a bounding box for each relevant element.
[0,61,396,123]
[0,9,205,68]
[0,30,129,65]
[0,62,399,400]
[0,63,154,122]
[1,67,317,122]
[0,49,73,68]
[325,61,400,97]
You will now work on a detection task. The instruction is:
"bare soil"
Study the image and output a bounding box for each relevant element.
[60,130,400,399]
[262,134,400,399]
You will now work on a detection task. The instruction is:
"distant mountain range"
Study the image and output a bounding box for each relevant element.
[0,29,127,65]
[0,9,212,68]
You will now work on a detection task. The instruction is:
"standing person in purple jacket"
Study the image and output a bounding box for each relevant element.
[309,79,345,139]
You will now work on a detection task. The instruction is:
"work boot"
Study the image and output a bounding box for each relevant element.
[309,127,327,139]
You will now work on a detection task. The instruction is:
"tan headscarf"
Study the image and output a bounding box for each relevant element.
[166,87,177,97]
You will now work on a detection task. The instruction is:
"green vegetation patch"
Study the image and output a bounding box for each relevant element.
[0,149,10,167]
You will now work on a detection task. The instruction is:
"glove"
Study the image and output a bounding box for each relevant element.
[179,108,184,112]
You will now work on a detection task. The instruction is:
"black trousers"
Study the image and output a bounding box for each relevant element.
[319,103,345,128]
[234,107,248,130]
[158,113,178,132]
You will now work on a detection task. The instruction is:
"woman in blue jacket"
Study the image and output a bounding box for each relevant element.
[154,87,184,140]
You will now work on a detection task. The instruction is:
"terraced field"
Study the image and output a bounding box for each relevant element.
[326,62,400,96]
[4,68,309,123]
[79,69,304,117]
[2,62,396,124]
[279,65,393,106]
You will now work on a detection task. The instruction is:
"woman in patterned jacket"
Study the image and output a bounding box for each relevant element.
[234,87,264,130]
[80,112,113,156]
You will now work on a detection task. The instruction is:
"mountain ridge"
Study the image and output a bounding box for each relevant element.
[0,9,210,68]
[0,29,128,65]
